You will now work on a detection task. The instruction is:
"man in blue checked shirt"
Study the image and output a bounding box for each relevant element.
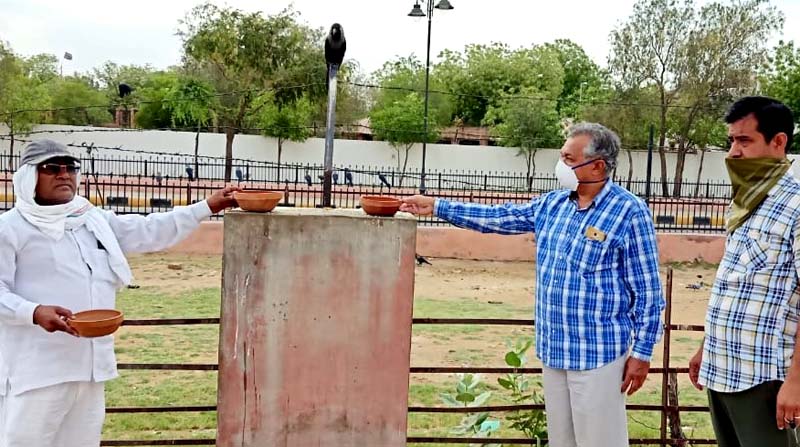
[688,97,800,447]
[402,122,665,447]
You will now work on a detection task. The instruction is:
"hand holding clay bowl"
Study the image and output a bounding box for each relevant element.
[234,190,283,212]
[67,309,124,338]
[360,195,401,217]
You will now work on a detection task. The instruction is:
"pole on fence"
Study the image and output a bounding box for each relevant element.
[646,124,654,205]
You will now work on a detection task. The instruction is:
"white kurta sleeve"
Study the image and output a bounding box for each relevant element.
[103,201,213,254]
[0,219,39,325]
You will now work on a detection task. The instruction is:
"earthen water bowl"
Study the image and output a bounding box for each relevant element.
[360,195,401,217]
[234,190,283,212]
[68,309,124,338]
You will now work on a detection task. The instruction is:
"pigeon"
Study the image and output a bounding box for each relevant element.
[235,168,244,183]
[416,255,432,266]
[344,168,354,187]
[378,173,391,188]
[304,173,313,187]
[686,281,707,290]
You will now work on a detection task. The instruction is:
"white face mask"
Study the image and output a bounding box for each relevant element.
[555,159,579,191]
[555,158,604,191]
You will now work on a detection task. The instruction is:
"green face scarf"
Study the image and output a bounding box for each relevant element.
[725,157,791,233]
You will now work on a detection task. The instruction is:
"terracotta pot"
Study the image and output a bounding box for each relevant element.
[234,191,283,213]
[68,309,124,338]
[360,195,401,217]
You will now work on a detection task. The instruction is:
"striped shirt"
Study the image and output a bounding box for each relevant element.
[700,173,800,393]
[435,181,664,370]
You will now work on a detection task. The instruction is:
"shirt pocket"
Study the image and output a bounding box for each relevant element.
[730,229,784,271]
[568,237,617,274]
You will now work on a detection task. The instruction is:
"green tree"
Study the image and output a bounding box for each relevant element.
[669,0,781,195]
[254,93,313,182]
[22,53,59,84]
[484,87,563,188]
[178,2,326,181]
[543,39,607,118]
[370,93,438,188]
[168,77,218,178]
[435,43,564,126]
[762,40,800,153]
[372,55,453,127]
[610,0,782,196]
[580,86,660,188]
[48,78,113,126]
[610,0,695,196]
[92,61,156,108]
[0,42,50,168]
[135,71,182,129]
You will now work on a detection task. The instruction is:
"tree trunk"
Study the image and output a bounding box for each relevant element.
[673,143,687,198]
[277,138,283,184]
[8,117,14,171]
[8,134,14,172]
[626,147,634,190]
[526,150,534,192]
[694,147,707,198]
[194,124,200,181]
[224,96,249,183]
[673,106,701,198]
[224,128,235,183]
[399,144,412,189]
[658,90,670,197]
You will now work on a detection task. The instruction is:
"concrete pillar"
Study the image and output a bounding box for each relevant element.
[217,208,417,447]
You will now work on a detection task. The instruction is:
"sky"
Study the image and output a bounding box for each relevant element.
[3,0,800,76]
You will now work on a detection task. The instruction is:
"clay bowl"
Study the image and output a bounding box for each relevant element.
[68,309,124,338]
[360,195,401,217]
[234,190,283,212]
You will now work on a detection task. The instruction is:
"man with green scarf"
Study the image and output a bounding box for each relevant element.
[688,96,800,446]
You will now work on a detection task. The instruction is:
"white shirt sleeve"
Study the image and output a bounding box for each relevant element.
[103,201,213,254]
[0,220,39,325]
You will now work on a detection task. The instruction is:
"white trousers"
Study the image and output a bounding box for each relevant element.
[0,381,105,447]
[542,354,629,447]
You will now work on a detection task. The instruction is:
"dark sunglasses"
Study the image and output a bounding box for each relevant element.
[38,163,81,175]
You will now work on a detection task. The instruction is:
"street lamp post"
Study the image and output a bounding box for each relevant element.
[408,0,453,194]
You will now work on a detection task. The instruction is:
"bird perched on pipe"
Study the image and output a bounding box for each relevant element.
[324,23,346,88]
[325,23,346,67]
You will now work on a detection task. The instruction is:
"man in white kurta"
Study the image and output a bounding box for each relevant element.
[0,139,237,447]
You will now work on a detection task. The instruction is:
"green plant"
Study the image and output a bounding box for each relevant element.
[498,338,548,446]
[440,373,501,447]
